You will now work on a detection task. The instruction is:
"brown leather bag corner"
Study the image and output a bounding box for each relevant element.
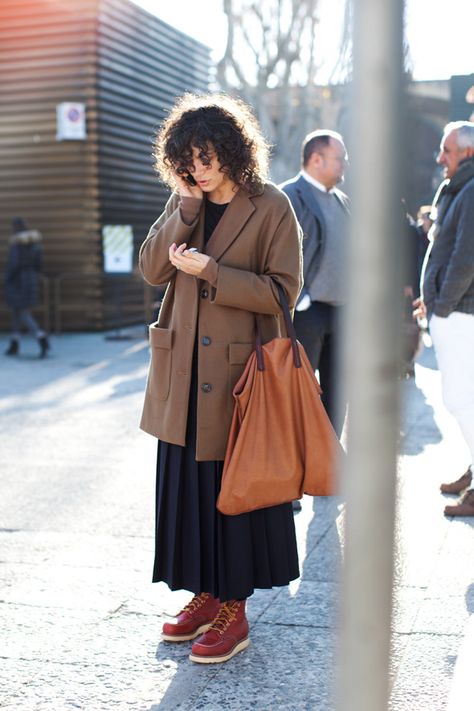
[217,283,344,516]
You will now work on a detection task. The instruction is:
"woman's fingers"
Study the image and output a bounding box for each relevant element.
[169,242,187,265]
[169,240,210,276]
[174,171,203,199]
[171,251,211,276]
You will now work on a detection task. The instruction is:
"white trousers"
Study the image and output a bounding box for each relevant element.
[429,312,474,465]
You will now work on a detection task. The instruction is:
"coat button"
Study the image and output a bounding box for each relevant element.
[201,382,212,393]
[200,288,209,298]
[201,336,211,346]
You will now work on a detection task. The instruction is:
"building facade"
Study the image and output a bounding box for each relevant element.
[0,0,210,331]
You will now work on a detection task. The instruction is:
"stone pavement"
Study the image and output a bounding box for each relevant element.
[0,329,473,710]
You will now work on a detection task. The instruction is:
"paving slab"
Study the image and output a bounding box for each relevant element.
[389,632,461,711]
[157,624,337,711]
[1,332,474,710]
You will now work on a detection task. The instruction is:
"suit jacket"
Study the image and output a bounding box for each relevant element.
[280,173,350,300]
[139,183,303,461]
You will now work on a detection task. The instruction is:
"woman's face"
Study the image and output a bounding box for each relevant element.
[178,144,232,194]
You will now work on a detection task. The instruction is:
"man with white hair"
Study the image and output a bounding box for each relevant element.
[415,121,474,515]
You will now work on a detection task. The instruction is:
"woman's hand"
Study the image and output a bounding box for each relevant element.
[175,170,203,200]
[169,243,213,277]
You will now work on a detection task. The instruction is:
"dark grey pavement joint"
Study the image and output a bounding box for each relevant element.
[0,331,472,710]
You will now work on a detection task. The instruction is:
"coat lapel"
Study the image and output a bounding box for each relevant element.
[295,174,325,225]
[204,187,256,261]
[188,206,206,252]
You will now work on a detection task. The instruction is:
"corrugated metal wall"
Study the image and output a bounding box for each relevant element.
[96,0,209,329]
[0,0,210,331]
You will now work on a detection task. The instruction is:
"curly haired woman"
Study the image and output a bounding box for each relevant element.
[139,93,302,664]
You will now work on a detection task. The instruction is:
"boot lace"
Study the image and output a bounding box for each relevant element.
[180,593,211,616]
[209,601,239,634]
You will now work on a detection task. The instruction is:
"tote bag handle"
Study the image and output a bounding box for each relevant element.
[255,281,301,371]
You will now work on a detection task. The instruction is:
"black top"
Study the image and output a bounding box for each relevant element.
[204,199,228,243]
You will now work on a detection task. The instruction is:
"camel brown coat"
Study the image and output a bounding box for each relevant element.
[139,182,302,460]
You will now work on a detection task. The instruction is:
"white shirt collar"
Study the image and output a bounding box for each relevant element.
[301,169,335,194]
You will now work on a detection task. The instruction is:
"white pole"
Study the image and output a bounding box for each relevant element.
[337,0,404,710]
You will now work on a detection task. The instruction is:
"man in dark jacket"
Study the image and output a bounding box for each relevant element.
[280,130,350,437]
[414,122,474,515]
[4,217,50,358]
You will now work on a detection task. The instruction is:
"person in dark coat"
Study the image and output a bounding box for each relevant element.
[4,217,50,357]
[414,121,474,515]
[401,207,422,377]
[414,205,432,289]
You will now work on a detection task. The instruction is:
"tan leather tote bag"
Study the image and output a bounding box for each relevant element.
[217,282,343,515]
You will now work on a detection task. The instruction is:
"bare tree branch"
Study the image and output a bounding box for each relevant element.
[217,0,349,180]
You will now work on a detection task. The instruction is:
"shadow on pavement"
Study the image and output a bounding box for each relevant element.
[416,333,438,370]
[465,583,474,614]
[399,377,442,455]
[0,336,149,416]
[399,343,443,456]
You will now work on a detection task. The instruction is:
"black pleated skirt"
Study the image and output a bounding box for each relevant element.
[152,350,300,602]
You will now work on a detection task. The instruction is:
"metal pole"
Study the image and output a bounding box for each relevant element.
[337,1,404,710]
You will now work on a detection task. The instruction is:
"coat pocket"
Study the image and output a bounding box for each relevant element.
[148,324,173,401]
[228,342,254,365]
[228,342,254,395]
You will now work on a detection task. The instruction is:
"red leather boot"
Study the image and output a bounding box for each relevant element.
[161,593,220,642]
[189,599,249,663]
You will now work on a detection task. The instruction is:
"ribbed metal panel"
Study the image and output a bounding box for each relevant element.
[0,0,210,331]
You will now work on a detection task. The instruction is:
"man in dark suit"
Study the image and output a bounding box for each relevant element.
[280,130,350,437]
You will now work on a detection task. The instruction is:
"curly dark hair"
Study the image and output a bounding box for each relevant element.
[154,93,269,195]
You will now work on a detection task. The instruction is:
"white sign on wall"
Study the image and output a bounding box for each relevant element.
[102,225,134,274]
[56,102,87,140]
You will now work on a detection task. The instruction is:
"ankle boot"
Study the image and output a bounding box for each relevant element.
[5,339,19,356]
[38,335,50,358]
[440,468,472,495]
[162,593,220,642]
[189,599,249,664]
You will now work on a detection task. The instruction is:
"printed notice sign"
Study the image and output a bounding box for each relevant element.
[56,102,87,140]
[102,225,134,273]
